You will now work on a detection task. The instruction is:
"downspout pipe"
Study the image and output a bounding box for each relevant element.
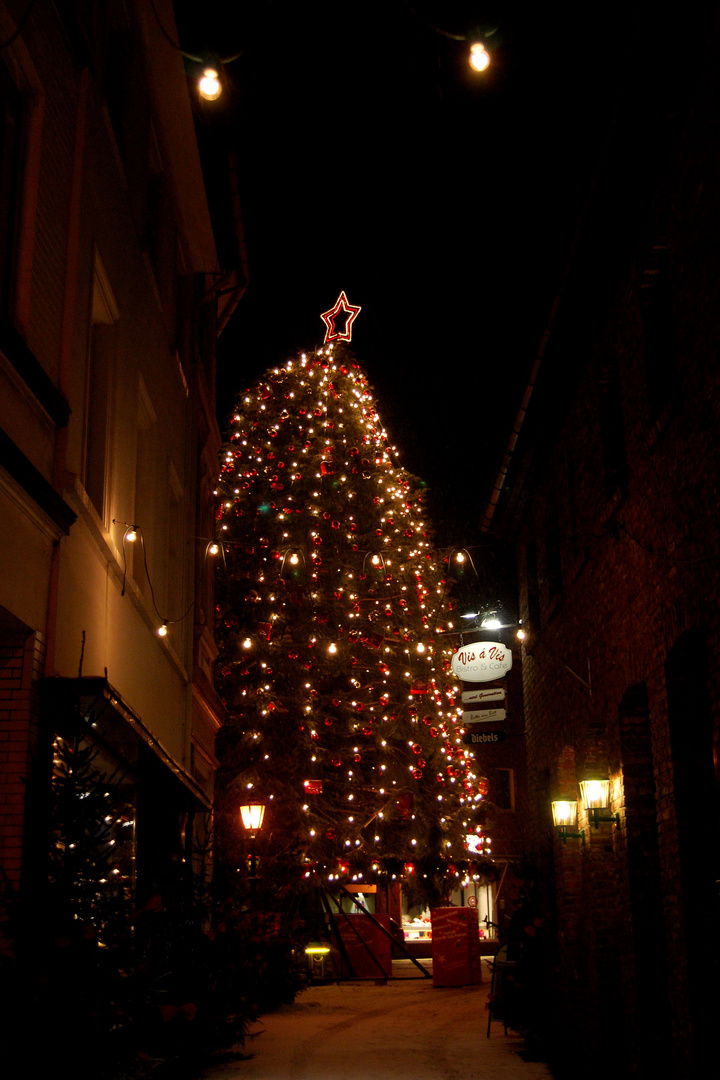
[215,147,250,335]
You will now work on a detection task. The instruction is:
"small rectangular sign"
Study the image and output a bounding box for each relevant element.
[462,687,506,704]
[463,730,508,746]
[462,708,507,725]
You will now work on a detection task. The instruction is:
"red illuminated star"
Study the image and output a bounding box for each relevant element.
[320,291,362,343]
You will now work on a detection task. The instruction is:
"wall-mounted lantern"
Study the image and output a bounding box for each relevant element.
[551,799,585,843]
[579,779,619,828]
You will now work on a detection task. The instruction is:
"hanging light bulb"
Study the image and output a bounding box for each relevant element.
[469,42,490,72]
[199,67,222,101]
[157,622,168,637]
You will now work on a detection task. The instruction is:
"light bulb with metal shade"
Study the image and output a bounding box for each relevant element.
[199,67,222,101]
[469,43,490,72]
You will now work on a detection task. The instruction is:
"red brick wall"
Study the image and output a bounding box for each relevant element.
[497,17,720,1078]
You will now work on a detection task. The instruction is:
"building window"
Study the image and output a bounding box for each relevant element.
[83,256,119,522]
[640,244,679,422]
[599,358,628,500]
[495,768,515,810]
[544,496,562,601]
[134,378,157,600]
[0,56,23,315]
[525,540,541,632]
[165,461,185,643]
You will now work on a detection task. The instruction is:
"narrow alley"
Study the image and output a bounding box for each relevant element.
[200,962,555,1080]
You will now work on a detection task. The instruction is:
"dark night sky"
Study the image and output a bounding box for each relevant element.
[175,2,617,544]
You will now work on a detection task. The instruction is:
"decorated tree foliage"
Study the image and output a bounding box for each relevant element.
[214,340,493,905]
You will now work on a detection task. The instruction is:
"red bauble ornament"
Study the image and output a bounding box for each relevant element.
[412,743,422,754]
[412,768,423,780]
[325,828,336,839]
[330,757,341,768]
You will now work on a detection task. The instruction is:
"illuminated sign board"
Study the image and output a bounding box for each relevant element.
[451,641,512,683]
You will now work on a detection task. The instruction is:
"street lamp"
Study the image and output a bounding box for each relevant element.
[578,779,619,828]
[551,799,584,843]
[240,802,266,903]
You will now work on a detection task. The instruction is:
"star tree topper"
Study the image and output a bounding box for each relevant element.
[320,291,361,343]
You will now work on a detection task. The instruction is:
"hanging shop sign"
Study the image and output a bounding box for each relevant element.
[463,729,508,745]
[462,708,507,725]
[462,687,505,704]
[451,641,512,682]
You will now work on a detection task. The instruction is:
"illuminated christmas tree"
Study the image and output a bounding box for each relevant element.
[213,325,493,905]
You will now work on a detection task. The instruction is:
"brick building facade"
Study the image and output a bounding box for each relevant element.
[0,1,241,929]
[483,9,720,1079]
